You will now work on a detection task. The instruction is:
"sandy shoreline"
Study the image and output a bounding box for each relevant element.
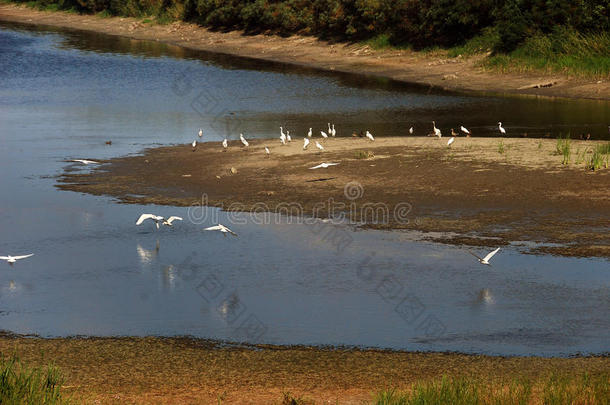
[1,3,609,101]
[1,334,608,404]
[57,136,610,258]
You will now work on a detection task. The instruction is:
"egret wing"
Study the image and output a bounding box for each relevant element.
[13,254,34,260]
[204,225,223,231]
[0,256,9,260]
[166,216,183,224]
[136,214,156,225]
[482,248,501,263]
[467,250,483,261]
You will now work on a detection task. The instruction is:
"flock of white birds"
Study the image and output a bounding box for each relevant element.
[2,121,506,267]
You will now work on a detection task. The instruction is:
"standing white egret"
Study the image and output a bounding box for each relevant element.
[280,132,286,145]
[366,131,375,141]
[409,127,414,135]
[280,126,286,138]
[469,248,501,265]
[460,125,470,135]
[0,254,34,266]
[498,122,506,135]
[240,133,249,147]
[447,137,455,147]
[265,146,270,157]
[327,123,332,135]
[432,121,442,138]
[331,124,336,137]
[315,141,324,151]
[286,131,291,142]
[307,128,312,137]
[198,128,203,138]
[191,140,197,151]
[222,138,228,150]
[303,137,310,150]
[309,162,339,169]
[204,224,238,237]
[320,131,328,138]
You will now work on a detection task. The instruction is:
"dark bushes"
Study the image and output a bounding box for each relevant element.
[15,0,610,50]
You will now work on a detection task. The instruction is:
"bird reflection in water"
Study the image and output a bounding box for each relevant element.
[136,240,160,265]
[477,288,494,304]
[161,265,176,291]
[217,292,241,321]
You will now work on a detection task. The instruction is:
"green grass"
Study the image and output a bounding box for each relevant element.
[587,142,610,171]
[354,150,374,159]
[447,27,499,57]
[376,373,608,405]
[555,135,571,165]
[0,355,67,404]
[497,140,505,154]
[485,29,610,78]
[96,9,112,18]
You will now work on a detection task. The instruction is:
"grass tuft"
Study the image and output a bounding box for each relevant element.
[0,355,67,404]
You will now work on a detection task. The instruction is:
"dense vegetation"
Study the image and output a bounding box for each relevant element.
[12,0,610,75]
[0,356,66,404]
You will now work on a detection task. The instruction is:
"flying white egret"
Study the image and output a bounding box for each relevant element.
[0,254,34,265]
[309,162,339,169]
[136,214,181,229]
[315,141,324,151]
[240,133,249,147]
[331,124,336,137]
[303,138,310,150]
[498,122,506,135]
[265,146,270,157]
[447,137,455,147]
[307,128,312,138]
[222,138,228,150]
[198,128,203,138]
[469,248,501,265]
[320,131,328,138]
[286,131,291,142]
[71,159,99,165]
[409,127,414,135]
[191,140,197,151]
[460,125,470,135]
[366,131,375,141]
[204,224,238,237]
[432,121,442,138]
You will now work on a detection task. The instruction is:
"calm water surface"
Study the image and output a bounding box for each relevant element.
[0,22,608,356]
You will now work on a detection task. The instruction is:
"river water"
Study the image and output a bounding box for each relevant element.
[0,21,608,356]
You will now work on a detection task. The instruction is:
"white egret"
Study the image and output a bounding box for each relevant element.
[409,127,414,135]
[366,131,375,141]
[191,140,197,151]
[286,131,291,142]
[331,124,336,137]
[328,123,332,135]
[204,224,238,237]
[136,214,181,229]
[315,141,324,151]
[0,254,34,265]
[309,162,339,169]
[460,125,470,135]
[432,121,442,138]
[71,159,99,165]
[498,122,506,135]
[240,133,249,147]
[265,146,270,157]
[280,132,286,145]
[303,138,310,150]
[280,126,286,138]
[447,137,455,147]
[469,248,501,265]
[222,138,228,150]
[307,128,312,138]
[198,128,203,137]
[320,131,328,138]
